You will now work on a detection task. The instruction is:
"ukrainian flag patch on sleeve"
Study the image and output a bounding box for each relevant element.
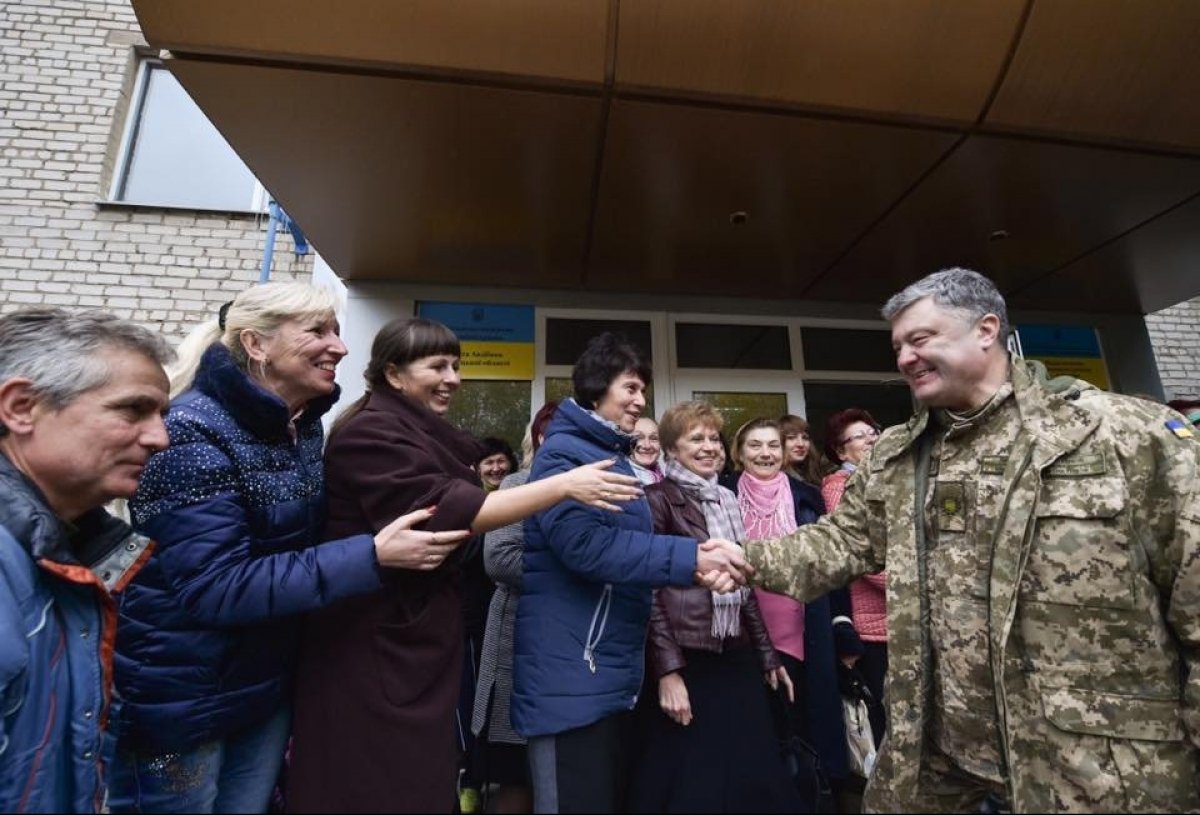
[1166,418,1194,439]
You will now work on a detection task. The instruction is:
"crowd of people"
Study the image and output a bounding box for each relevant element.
[1,268,1197,815]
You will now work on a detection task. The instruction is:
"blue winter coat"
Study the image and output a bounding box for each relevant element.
[116,344,382,751]
[511,399,698,738]
[0,453,152,813]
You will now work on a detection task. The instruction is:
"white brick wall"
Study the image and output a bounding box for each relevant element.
[1,0,1197,398]
[0,0,312,340]
[1146,299,1200,400]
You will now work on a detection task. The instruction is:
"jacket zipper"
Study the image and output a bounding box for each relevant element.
[990,444,1035,807]
[583,584,613,674]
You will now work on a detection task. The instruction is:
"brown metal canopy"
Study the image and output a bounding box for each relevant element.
[131,0,1200,313]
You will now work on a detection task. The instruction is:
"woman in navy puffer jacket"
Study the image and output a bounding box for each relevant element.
[109,283,469,814]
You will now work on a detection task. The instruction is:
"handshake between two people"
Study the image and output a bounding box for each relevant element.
[694,539,754,594]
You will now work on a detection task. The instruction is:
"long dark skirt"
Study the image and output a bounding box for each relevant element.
[627,647,802,814]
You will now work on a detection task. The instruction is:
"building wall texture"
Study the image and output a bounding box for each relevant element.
[1147,299,1200,401]
[0,0,310,341]
[0,0,1197,399]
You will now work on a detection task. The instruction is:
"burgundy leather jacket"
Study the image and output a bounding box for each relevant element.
[644,478,781,679]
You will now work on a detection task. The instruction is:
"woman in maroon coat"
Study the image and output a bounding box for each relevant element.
[286,318,640,813]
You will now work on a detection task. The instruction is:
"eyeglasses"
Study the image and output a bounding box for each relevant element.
[841,428,880,445]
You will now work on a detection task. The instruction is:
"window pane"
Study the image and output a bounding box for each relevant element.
[118,65,257,210]
[692,391,789,440]
[545,377,655,416]
[799,381,913,451]
[801,327,895,372]
[446,380,532,455]
[545,319,653,366]
[675,324,791,370]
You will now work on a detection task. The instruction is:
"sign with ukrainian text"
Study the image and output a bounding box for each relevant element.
[1016,323,1110,390]
[417,302,535,380]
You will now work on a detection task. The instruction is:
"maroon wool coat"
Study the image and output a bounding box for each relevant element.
[287,385,485,814]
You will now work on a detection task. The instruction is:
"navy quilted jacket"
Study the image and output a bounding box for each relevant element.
[116,344,382,751]
[511,398,698,738]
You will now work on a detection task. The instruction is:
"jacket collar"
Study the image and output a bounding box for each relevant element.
[869,357,1100,471]
[546,398,635,456]
[191,344,339,442]
[365,383,483,466]
[0,451,143,577]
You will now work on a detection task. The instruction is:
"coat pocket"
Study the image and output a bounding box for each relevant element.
[1041,688,1196,812]
[1022,477,1133,608]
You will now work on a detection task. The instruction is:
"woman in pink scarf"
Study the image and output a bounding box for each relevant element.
[822,408,887,747]
[725,417,861,798]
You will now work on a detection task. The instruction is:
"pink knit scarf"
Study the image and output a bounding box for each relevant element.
[737,471,797,539]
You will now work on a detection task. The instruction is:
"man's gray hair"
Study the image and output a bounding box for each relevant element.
[881,267,1010,340]
[0,308,174,434]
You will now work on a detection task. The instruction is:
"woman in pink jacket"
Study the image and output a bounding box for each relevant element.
[822,408,887,747]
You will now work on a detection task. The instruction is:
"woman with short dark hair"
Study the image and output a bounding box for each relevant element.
[513,333,746,814]
[286,319,641,813]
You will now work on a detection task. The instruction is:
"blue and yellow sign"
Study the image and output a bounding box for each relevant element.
[417,302,535,380]
[1016,324,1110,390]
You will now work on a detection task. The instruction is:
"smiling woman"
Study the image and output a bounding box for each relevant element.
[109,283,469,815]
[287,318,646,813]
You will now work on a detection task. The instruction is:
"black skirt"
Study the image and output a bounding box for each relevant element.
[627,646,803,814]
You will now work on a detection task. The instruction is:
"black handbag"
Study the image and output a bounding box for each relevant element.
[770,687,837,813]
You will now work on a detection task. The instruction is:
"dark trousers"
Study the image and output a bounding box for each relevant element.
[528,712,633,814]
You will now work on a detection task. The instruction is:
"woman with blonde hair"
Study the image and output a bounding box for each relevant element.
[110,282,471,814]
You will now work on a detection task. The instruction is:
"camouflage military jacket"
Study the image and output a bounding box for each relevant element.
[745,359,1200,813]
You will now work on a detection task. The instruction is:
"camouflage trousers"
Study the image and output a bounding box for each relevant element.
[865,747,1008,814]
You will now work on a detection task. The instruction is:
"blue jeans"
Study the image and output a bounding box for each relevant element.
[108,707,291,814]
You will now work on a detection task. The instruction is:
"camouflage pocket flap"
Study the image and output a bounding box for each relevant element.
[1042,687,1183,742]
[1035,477,1127,519]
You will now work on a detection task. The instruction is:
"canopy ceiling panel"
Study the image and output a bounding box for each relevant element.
[169,58,602,285]
[805,135,1200,309]
[135,0,610,83]
[985,0,1200,151]
[587,99,958,295]
[130,0,1200,314]
[614,0,1026,122]
[1009,193,1200,313]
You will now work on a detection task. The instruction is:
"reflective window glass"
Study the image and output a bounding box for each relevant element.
[545,319,653,366]
[801,327,895,373]
[115,63,259,211]
[446,380,532,454]
[675,323,791,370]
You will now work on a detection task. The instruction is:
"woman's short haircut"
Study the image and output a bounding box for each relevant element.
[824,407,881,463]
[571,332,652,410]
[477,436,518,472]
[730,417,782,472]
[658,400,723,455]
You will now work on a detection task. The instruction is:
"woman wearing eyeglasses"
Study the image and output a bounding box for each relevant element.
[822,408,887,748]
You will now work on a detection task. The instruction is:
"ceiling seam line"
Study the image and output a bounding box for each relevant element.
[580,0,621,285]
[1007,189,1200,299]
[800,0,1038,302]
[795,133,969,300]
[972,0,1038,128]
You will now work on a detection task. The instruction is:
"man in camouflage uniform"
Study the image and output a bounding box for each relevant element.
[742,268,1200,813]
